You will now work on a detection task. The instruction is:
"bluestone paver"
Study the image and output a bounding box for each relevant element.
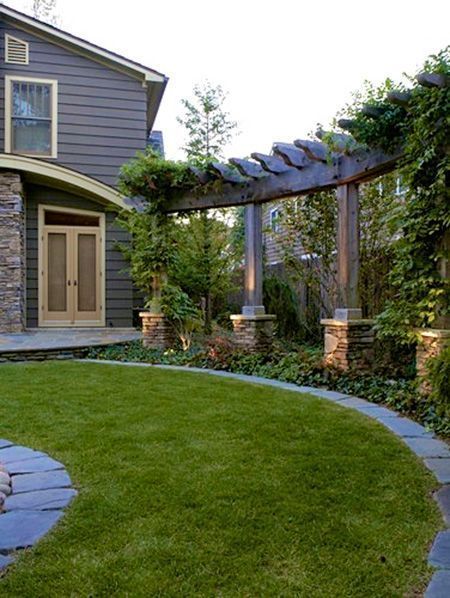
[0,554,14,570]
[0,510,63,553]
[6,456,64,475]
[12,470,71,494]
[435,486,450,526]
[337,397,372,409]
[425,570,450,597]
[5,488,77,511]
[377,417,433,438]
[429,531,450,569]
[425,459,450,484]
[355,406,398,419]
[403,438,450,459]
[0,446,45,464]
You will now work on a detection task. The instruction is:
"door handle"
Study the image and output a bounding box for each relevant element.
[74,280,78,287]
[67,280,71,286]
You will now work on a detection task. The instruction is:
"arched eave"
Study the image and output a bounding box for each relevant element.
[0,153,130,211]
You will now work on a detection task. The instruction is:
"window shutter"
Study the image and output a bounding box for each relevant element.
[5,35,29,65]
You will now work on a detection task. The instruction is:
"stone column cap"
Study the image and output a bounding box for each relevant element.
[230,314,277,322]
[416,328,450,339]
[321,318,374,327]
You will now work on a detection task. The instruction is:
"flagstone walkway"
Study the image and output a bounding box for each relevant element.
[0,329,141,361]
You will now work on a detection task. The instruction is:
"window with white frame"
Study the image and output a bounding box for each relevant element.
[5,76,58,157]
[270,207,281,233]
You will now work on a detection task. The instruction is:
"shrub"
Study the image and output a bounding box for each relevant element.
[427,346,450,420]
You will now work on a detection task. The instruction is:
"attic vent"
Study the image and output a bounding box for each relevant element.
[5,35,29,65]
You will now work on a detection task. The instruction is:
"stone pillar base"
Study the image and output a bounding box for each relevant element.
[140,312,175,350]
[230,314,276,353]
[416,329,450,388]
[321,318,374,371]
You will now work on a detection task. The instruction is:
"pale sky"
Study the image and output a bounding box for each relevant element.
[7,0,450,160]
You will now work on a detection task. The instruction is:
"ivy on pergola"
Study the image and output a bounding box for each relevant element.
[156,71,448,321]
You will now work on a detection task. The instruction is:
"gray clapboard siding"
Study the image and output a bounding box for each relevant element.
[25,185,133,328]
[0,21,148,187]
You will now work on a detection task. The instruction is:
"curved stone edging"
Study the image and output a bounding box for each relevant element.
[81,359,450,597]
[0,441,76,572]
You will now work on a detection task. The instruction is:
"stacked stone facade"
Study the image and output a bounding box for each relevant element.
[321,318,374,370]
[230,315,276,353]
[416,329,450,383]
[140,312,175,350]
[0,173,25,333]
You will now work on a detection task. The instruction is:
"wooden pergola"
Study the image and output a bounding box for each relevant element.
[143,72,448,367]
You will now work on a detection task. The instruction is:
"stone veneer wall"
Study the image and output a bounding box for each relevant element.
[0,173,25,333]
[230,315,276,353]
[140,312,175,350]
[416,329,450,386]
[321,319,374,370]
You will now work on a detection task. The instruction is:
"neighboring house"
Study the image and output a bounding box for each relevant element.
[263,203,285,266]
[0,3,167,333]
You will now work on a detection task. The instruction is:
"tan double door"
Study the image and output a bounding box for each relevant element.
[42,226,103,326]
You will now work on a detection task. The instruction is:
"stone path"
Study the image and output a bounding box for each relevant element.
[0,442,76,571]
[83,359,450,597]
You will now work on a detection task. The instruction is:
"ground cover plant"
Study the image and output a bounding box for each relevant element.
[0,361,442,596]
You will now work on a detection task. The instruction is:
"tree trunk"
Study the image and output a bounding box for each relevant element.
[204,291,212,335]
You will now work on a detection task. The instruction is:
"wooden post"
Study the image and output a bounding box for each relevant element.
[321,182,374,370]
[335,182,362,320]
[230,202,275,352]
[243,203,265,316]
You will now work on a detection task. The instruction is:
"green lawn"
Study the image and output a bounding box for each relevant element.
[0,362,441,597]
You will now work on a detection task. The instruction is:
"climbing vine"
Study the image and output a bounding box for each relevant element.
[117,149,196,304]
[341,47,450,342]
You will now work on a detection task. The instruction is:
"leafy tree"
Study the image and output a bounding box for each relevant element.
[177,82,238,333]
[32,0,59,25]
[170,215,238,327]
[177,82,237,166]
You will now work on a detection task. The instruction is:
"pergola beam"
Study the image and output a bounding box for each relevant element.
[294,139,328,161]
[211,163,247,184]
[229,158,268,179]
[416,72,448,88]
[272,143,310,168]
[387,90,411,107]
[163,147,400,213]
[251,152,293,174]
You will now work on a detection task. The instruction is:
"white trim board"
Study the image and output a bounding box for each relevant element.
[0,4,166,84]
[0,153,130,211]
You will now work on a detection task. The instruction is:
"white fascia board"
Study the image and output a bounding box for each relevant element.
[0,4,166,84]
